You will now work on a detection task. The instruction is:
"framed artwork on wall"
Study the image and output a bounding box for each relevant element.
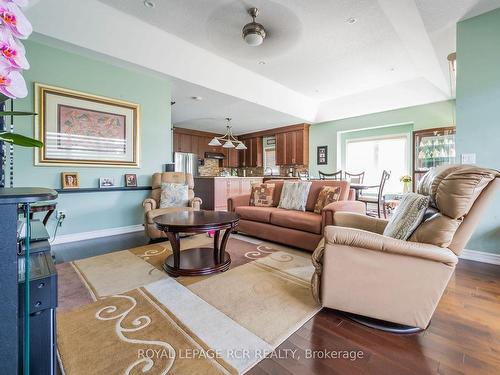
[99,177,115,188]
[61,172,80,189]
[124,173,137,187]
[317,146,328,165]
[34,83,140,167]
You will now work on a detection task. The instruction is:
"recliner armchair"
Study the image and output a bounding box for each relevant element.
[312,165,499,330]
[143,172,202,240]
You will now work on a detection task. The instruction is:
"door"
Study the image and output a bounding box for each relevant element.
[276,133,286,165]
[294,130,304,165]
[251,137,263,167]
[180,134,192,153]
[285,131,296,165]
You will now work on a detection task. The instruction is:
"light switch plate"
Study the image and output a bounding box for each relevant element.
[461,153,476,164]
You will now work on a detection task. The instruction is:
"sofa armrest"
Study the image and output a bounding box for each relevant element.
[333,212,388,234]
[143,198,157,212]
[348,188,356,201]
[323,226,458,266]
[227,194,251,212]
[321,200,366,228]
[189,197,202,210]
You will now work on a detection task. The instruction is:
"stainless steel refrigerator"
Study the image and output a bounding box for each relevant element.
[174,152,199,176]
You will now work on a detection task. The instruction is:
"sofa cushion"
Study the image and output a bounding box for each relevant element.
[278,181,312,211]
[306,180,349,211]
[417,165,498,219]
[146,207,193,224]
[235,206,281,223]
[270,209,322,234]
[314,186,341,214]
[383,193,429,240]
[159,182,189,208]
[249,183,275,207]
[409,212,461,247]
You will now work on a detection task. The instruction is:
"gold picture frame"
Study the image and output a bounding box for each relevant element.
[61,172,80,189]
[34,83,140,167]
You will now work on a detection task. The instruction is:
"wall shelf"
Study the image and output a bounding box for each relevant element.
[56,186,152,194]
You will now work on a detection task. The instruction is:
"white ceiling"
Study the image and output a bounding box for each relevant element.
[169,77,304,134]
[26,0,500,133]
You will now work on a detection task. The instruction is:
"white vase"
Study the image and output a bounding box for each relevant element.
[403,182,411,193]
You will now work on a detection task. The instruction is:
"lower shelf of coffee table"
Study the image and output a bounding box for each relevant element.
[163,247,231,277]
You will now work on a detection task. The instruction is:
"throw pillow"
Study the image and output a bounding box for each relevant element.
[159,182,189,208]
[313,186,341,214]
[383,193,430,240]
[278,181,312,211]
[249,183,275,207]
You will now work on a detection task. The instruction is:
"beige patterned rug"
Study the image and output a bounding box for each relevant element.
[56,234,320,374]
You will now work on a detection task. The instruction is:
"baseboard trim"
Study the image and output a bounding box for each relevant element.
[51,224,144,245]
[460,249,500,265]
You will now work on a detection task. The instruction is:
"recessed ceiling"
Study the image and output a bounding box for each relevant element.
[170,77,304,134]
[26,0,500,132]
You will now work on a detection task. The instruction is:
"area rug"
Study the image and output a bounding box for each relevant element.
[56,234,320,374]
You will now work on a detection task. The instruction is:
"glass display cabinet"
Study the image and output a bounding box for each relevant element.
[413,126,456,190]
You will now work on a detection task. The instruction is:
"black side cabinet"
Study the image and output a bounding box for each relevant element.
[0,188,57,374]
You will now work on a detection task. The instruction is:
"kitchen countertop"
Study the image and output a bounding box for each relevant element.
[194,176,265,179]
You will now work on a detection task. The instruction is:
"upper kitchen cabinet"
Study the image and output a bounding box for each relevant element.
[275,124,309,166]
[239,136,263,167]
[173,128,222,157]
[222,147,239,168]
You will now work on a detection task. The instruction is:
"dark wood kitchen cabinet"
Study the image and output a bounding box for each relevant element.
[275,124,309,166]
[239,136,262,167]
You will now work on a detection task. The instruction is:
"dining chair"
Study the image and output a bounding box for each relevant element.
[344,171,365,184]
[319,170,343,180]
[358,170,391,218]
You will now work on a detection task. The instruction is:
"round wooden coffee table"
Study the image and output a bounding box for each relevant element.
[154,210,239,277]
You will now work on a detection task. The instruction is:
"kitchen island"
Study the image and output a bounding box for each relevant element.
[194,176,263,211]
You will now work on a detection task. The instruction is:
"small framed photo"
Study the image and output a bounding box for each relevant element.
[61,172,80,189]
[317,146,328,165]
[124,173,137,187]
[99,177,115,188]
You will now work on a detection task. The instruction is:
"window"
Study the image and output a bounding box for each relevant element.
[263,147,280,175]
[345,135,408,193]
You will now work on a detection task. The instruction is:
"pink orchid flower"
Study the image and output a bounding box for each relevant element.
[0,63,27,98]
[0,29,28,69]
[0,0,32,39]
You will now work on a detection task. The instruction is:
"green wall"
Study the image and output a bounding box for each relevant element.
[309,100,455,177]
[13,40,171,236]
[456,8,500,254]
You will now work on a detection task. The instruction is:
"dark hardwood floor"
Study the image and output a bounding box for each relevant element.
[53,233,499,374]
[248,259,500,375]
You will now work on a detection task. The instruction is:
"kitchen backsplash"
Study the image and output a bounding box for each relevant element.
[198,159,308,177]
[198,158,220,176]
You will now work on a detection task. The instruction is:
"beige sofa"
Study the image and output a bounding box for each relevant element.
[311,165,500,330]
[142,172,202,240]
[228,179,365,251]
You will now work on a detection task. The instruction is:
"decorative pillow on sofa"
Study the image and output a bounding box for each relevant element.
[278,181,312,211]
[313,186,341,214]
[159,182,189,208]
[383,193,430,240]
[250,183,275,207]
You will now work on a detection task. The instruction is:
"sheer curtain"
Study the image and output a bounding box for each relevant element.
[345,136,408,194]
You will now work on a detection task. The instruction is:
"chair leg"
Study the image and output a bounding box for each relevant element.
[377,201,381,218]
[383,202,388,219]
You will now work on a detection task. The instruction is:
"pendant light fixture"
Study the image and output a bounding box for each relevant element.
[208,118,247,150]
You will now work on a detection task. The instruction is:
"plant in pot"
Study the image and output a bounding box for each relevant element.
[400,175,412,193]
[0,0,41,188]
